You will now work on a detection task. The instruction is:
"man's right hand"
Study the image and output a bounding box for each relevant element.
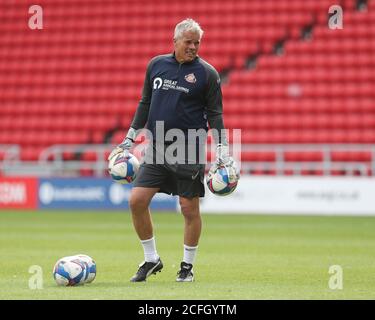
[107,138,133,162]
[209,143,240,182]
[107,127,137,162]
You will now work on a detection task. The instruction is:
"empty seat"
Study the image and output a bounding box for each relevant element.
[1,0,374,177]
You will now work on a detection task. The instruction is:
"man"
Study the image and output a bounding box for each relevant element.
[108,18,237,282]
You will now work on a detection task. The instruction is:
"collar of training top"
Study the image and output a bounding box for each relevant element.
[171,51,200,65]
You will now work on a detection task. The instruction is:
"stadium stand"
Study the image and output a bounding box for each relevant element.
[0,0,374,176]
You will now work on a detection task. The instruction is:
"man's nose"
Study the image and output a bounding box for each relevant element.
[188,43,196,50]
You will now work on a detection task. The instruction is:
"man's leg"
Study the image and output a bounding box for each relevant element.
[179,196,202,247]
[129,186,159,241]
[177,196,201,282]
[129,186,163,282]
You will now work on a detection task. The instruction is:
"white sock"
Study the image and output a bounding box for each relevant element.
[140,237,159,263]
[183,244,198,265]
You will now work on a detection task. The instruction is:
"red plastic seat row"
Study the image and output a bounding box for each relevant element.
[229,69,375,84]
[0,103,136,116]
[285,39,375,54]
[0,42,172,58]
[224,114,375,130]
[0,74,145,87]
[0,115,130,131]
[0,55,150,71]
[0,25,303,43]
[39,13,320,27]
[56,0,330,16]
[223,98,375,114]
[314,23,375,38]
[0,131,90,146]
[330,151,373,162]
[240,130,375,144]
[1,53,230,72]
[27,10,314,27]
[257,54,375,69]
[243,151,373,163]
[0,87,141,101]
[222,83,375,99]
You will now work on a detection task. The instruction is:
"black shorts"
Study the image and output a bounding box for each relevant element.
[133,163,206,198]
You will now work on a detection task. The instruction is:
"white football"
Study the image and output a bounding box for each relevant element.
[108,152,140,184]
[75,254,96,283]
[206,165,239,196]
[53,256,88,286]
[53,254,96,286]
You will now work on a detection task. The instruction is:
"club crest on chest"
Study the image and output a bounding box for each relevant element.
[184,73,197,83]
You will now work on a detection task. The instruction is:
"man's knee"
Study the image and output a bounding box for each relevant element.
[179,197,200,220]
[129,195,147,212]
[129,189,153,212]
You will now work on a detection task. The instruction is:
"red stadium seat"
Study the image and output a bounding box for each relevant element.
[1,0,374,176]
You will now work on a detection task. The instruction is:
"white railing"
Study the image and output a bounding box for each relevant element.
[0,144,21,167]
[1,144,375,177]
[36,144,112,177]
[239,144,375,176]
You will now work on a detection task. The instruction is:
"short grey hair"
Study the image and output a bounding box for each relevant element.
[174,18,204,40]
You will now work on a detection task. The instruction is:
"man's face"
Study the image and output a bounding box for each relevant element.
[174,30,201,63]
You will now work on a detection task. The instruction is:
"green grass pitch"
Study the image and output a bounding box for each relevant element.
[0,210,374,300]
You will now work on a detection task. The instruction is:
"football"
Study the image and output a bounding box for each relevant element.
[108,152,140,184]
[75,254,96,283]
[53,256,88,286]
[206,164,239,196]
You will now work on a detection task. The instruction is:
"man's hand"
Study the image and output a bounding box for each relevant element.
[108,138,133,161]
[215,143,232,166]
[108,127,137,162]
[210,143,240,180]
